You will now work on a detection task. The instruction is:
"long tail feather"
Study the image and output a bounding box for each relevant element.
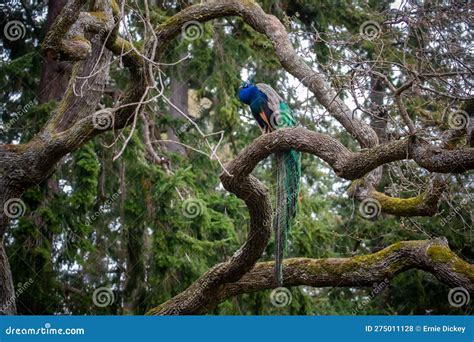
[274,150,301,286]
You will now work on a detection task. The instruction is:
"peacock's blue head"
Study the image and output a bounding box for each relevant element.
[238,81,259,105]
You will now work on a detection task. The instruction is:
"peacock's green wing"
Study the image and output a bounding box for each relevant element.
[278,101,297,128]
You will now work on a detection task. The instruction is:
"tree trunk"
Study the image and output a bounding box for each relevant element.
[0,242,15,315]
[165,65,188,155]
[0,181,21,315]
[38,0,71,103]
[369,76,387,143]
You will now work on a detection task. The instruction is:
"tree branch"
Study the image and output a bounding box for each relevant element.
[149,238,473,314]
[153,0,378,148]
[217,238,474,302]
[146,126,473,315]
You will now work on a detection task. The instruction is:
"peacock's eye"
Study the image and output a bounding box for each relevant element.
[241,81,248,88]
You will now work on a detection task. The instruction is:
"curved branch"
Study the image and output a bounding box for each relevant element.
[149,237,473,315]
[216,238,474,303]
[154,0,378,148]
[147,126,473,315]
[222,128,474,180]
[148,163,273,315]
[349,176,446,217]
[370,180,445,217]
[41,0,89,60]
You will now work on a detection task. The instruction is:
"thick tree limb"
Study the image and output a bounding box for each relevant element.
[147,163,273,315]
[149,238,473,315]
[2,126,473,192]
[222,128,474,180]
[349,176,446,217]
[0,243,15,315]
[41,0,89,60]
[217,238,474,302]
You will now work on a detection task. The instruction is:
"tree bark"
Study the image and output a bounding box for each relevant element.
[149,238,473,315]
[0,183,21,315]
[165,67,188,155]
[218,238,474,301]
[38,0,72,104]
[0,242,15,315]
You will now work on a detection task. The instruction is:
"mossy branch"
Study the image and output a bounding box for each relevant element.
[148,238,473,315]
[349,176,446,217]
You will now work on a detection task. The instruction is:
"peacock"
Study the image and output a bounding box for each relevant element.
[238,81,301,286]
